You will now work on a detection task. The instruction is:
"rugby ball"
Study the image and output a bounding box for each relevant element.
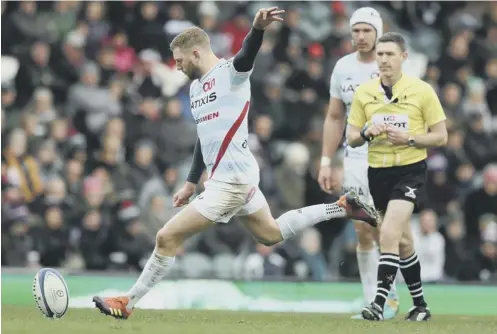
[32,268,69,319]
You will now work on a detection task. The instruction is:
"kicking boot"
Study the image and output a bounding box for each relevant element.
[361,302,384,321]
[405,305,431,321]
[383,290,400,320]
[93,296,133,320]
[338,191,380,227]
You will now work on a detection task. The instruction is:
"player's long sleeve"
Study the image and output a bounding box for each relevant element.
[232,27,265,72]
[186,138,205,184]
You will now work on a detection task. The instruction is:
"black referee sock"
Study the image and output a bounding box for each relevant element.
[373,253,399,310]
[400,252,427,307]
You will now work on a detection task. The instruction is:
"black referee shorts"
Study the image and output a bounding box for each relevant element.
[368,160,427,214]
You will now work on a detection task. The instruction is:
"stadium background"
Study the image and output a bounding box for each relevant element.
[1,0,497,296]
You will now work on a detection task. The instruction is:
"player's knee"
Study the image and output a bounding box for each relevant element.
[156,227,180,251]
[379,227,400,249]
[254,235,280,247]
[354,222,374,248]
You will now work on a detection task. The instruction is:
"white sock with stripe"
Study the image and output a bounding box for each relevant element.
[276,203,346,240]
[357,247,379,303]
[126,251,175,309]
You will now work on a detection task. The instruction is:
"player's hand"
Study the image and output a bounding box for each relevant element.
[318,166,336,194]
[385,124,409,145]
[364,124,386,138]
[253,7,285,30]
[173,182,196,208]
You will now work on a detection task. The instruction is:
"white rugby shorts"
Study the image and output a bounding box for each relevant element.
[342,152,374,205]
[192,179,267,223]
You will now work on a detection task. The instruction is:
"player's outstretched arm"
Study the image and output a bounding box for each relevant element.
[232,7,284,72]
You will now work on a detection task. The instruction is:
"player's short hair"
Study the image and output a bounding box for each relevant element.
[170,26,210,51]
[377,32,407,52]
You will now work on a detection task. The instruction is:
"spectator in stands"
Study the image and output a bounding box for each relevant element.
[67,62,122,145]
[413,209,446,282]
[2,129,43,204]
[478,214,497,280]
[275,142,310,211]
[1,84,21,131]
[299,227,328,281]
[1,178,32,267]
[34,206,70,268]
[16,41,66,105]
[79,209,111,270]
[442,211,475,281]
[464,164,497,248]
[84,1,110,60]
[157,97,197,169]
[64,159,84,204]
[50,29,88,87]
[23,87,58,137]
[463,113,496,171]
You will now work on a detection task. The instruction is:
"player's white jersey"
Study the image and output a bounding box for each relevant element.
[189,58,259,185]
[329,52,380,158]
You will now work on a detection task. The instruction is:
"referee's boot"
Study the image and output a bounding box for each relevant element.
[361,302,384,321]
[338,191,380,227]
[404,305,431,321]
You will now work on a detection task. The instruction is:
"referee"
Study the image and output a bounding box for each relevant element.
[347,32,447,321]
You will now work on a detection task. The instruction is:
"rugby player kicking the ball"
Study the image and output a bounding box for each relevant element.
[93,7,380,320]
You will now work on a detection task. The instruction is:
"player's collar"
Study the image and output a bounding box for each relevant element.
[199,58,225,83]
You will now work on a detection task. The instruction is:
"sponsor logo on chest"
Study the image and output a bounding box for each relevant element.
[191,92,217,110]
[372,114,409,130]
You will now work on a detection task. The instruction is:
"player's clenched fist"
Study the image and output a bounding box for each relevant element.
[365,124,386,138]
[173,182,196,208]
[318,166,336,195]
[253,7,285,30]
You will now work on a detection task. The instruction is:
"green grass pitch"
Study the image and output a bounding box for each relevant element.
[2,305,497,334]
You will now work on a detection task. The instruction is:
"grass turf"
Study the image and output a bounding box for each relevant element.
[2,305,497,334]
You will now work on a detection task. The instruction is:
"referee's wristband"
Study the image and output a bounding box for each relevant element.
[320,156,332,168]
[360,126,373,142]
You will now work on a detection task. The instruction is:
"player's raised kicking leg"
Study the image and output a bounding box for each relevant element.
[93,182,379,320]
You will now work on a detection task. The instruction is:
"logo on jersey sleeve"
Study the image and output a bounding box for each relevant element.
[372,114,409,130]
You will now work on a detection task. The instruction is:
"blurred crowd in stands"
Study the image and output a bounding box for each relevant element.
[1,1,497,282]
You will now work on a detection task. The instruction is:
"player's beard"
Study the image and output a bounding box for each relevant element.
[186,66,202,80]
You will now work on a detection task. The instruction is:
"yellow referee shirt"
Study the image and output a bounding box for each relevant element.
[348,73,446,168]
